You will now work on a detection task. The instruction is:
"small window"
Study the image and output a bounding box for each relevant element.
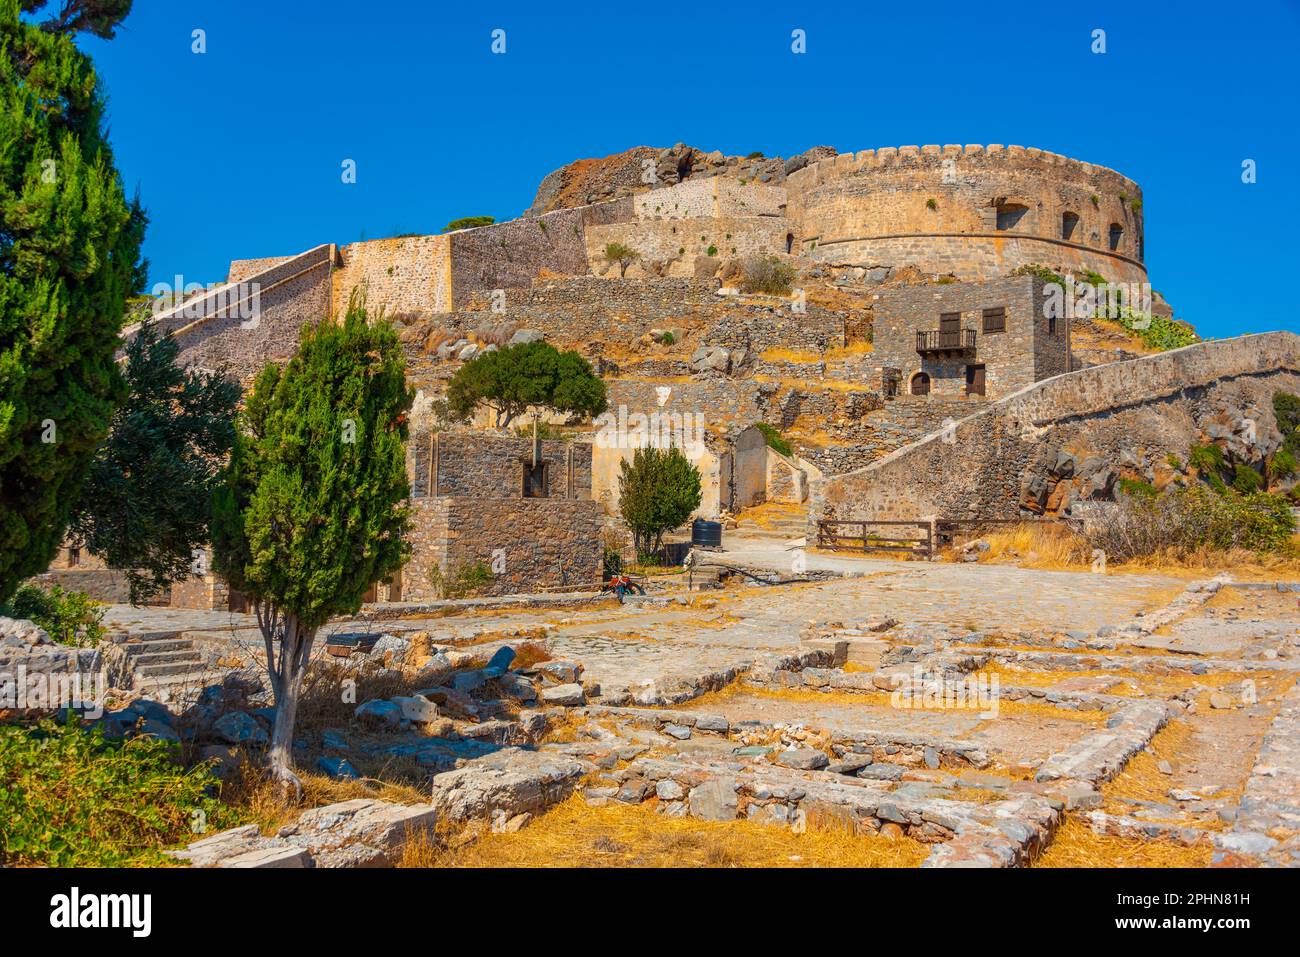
[995,202,1029,231]
[785,232,794,254]
[882,368,901,398]
[67,546,80,567]
[1061,211,1079,241]
[910,372,931,396]
[1048,314,1057,335]
[1108,223,1124,251]
[522,461,549,498]
[982,307,1006,333]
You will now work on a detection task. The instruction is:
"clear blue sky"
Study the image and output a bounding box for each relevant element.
[75,0,1299,339]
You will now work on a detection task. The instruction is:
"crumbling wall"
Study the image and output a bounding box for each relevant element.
[809,332,1300,526]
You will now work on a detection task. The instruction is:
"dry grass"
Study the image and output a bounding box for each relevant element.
[408,793,928,868]
[971,662,1245,698]
[759,347,823,363]
[950,522,1300,581]
[1034,815,1212,867]
[218,756,429,836]
[685,681,1108,725]
[1102,720,1203,807]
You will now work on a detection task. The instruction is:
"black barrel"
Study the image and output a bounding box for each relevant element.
[691,518,722,547]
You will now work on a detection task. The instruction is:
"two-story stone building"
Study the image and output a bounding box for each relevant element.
[871,275,1069,401]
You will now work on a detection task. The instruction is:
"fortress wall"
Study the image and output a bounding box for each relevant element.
[585,216,789,276]
[171,247,336,380]
[786,144,1145,280]
[447,207,590,308]
[810,332,1300,526]
[631,178,787,220]
[333,234,452,318]
[452,276,720,347]
[228,255,292,283]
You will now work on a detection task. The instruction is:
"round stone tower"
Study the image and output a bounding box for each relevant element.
[784,144,1147,285]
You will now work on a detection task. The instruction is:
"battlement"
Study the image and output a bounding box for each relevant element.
[785,144,1141,195]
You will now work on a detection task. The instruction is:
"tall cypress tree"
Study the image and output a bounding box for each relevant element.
[0,0,144,601]
[211,298,413,792]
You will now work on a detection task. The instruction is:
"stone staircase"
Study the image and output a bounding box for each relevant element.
[731,508,810,544]
[117,632,219,700]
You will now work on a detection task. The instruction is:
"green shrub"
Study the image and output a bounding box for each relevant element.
[1009,263,1065,287]
[618,445,702,561]
[1166,453,1183,471]
[739,255,797,295]
[706,244,718,257]
[660,331,675,346]
[443,215,495,232]
[925,198,938,210]
[428,560,494,600]
[1117,477,1158,500]
[0,585,104,647]
[755,422,794,458]
[1189,443,1225,475]
[1084,485,1295,562]
[1272,448,1297,479]
[746,151,765,159]
[1274,392,1300,456]
[1232,464,1264,494]
[0,717,235,867]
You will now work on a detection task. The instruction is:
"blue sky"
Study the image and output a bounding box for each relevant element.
[75,0,1299,339]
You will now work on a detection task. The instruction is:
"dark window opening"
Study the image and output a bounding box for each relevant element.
[882,368,901,399]
[910,372,931,396]
[982,307,1006,333]
[522,461,549,498]
[1061,211,1079,241]
[1048,313,1057,335]
[67,547,80,567]
[1108,223,1124,251]
[785,232,794,254]
[995,202,1029,231]
[965,364,986,396]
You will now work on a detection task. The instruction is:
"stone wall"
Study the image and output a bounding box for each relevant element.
[873,276,1068,400]
[163,245,337,382]
[448,207,591,308]
[408,433,593,500]
[786,145,1147,284]
[586,216,789,278]
[333,235,451,317]
[403,497,603,600]
[810,332,1300,527]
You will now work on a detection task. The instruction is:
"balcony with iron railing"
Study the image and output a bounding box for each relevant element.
[916,328,976,355]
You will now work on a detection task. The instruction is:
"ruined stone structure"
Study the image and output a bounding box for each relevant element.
[403,434,602,599]
[810,332,1300,530]
[872,275,1070,401]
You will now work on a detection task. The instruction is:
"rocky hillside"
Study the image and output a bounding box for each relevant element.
[526,143,837,215]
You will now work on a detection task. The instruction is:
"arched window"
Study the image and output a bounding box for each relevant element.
[910,372,931,396]
[1061,211,1079,241]
[996,202,1029,231]
[1108,223,1124,251]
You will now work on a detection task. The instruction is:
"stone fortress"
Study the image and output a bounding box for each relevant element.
[71,139,1296,607]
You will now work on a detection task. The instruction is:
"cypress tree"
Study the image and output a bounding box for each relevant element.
[0,0,145,601]
[211,297,413,791]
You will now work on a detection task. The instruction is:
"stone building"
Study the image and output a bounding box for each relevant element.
[872,275,1069,401]
[401,433,603,600]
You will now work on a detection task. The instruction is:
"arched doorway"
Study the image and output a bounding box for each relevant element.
[910,372,931,396]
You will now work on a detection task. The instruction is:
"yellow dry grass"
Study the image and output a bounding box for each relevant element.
[971,662,1245,698]
[218,757,429,836]
[1101,720,1202,806]
[759,347,823,363]
[685,681,1107,725]
[406,793,928,868]
[824,341,875,359]
[1034,815,1212,867]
